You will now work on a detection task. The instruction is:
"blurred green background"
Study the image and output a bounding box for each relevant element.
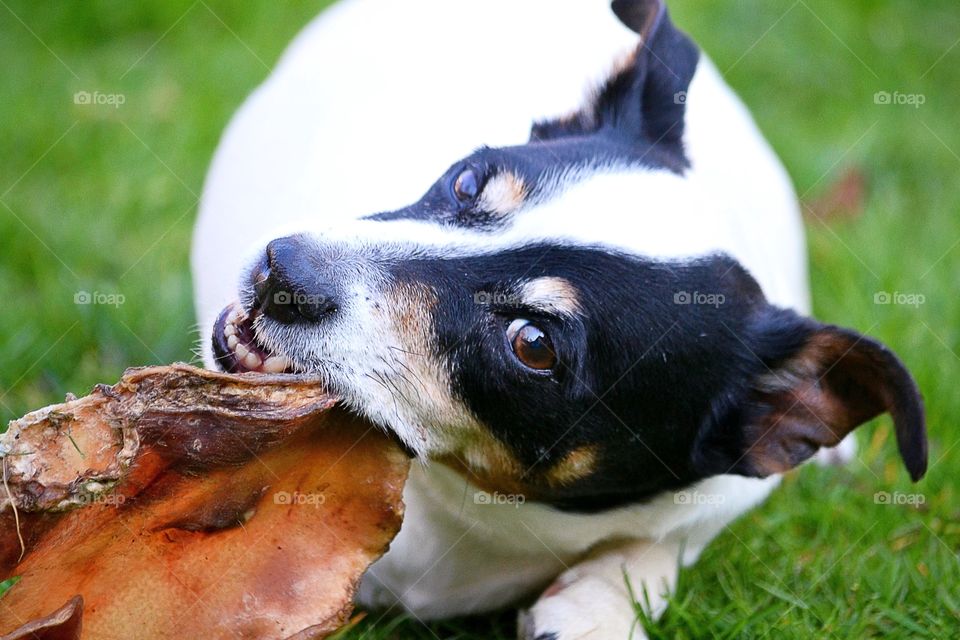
[1,1,958,637]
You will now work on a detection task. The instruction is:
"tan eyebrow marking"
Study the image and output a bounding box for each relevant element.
[545,445,599,487]
[478,171,528,217]
[517,277,584,318]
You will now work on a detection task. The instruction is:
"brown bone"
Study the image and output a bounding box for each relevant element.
[0,364,409,639]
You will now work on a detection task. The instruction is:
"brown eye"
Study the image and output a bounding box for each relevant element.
[453,168,480,202]
[507,319,557,371]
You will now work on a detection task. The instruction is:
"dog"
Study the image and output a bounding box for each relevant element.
[192,1,927,637]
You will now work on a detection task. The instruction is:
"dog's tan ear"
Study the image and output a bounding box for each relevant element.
[695,323,927,481]
[611,0,666,41]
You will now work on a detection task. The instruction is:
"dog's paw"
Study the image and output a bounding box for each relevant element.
[517,573,646,640]
[517,610,558,640]
[813,433,858,467]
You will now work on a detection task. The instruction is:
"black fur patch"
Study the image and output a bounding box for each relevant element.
[384,244,925,511]
[368,139,677,228]
[388,246,768,510]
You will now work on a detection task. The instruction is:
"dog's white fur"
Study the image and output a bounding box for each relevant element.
[192,1,850,636]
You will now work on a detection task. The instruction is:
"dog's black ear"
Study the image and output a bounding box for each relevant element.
[611,0,666,41]
[694,311,927,482]
[531,0,699,168]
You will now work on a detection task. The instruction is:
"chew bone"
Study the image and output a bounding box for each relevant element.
[0,364,409,640]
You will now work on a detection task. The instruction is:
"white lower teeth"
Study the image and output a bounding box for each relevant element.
[243,352,263,370]
[224,306,288,373]
[262,356,291,373]
[235,343,250,360]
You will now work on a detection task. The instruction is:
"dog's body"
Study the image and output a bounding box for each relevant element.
[192,2,925,637]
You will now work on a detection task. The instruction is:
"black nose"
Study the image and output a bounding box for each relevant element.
[254,236,339,324]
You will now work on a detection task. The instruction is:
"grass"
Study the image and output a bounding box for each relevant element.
[1,0,958,637]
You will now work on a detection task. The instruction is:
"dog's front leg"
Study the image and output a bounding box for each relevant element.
[518,538,680,640]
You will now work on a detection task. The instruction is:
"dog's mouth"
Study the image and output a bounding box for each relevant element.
[212,303,294,374]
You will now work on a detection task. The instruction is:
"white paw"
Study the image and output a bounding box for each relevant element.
[517,573,646,640]
[813,433,858,466]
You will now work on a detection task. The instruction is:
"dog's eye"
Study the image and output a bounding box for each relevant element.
[506,319,557,371]
[453,168,480,202]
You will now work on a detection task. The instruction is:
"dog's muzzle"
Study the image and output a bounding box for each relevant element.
[212,236,340,374]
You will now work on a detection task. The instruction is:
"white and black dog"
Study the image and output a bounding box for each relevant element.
[192,1,926,637]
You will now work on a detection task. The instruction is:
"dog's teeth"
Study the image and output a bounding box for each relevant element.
[235,342,250,361]
[224,324,237,337]
[243,352,263,370]
[227,335,239,350]
[262,356,291,374]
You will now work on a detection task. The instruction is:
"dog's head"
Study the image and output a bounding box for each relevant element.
[210,0,926,510]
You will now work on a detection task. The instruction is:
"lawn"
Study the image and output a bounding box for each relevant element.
[1,0,958,637]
